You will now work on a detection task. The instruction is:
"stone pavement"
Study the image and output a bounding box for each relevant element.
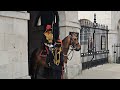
[74,63,120,79]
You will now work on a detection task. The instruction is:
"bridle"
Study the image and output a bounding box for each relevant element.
[63,35,76,61]
[62,35,76,79]
[62,34,81,79]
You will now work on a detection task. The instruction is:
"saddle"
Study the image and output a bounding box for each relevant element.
[38,46,49,66]
[40,46,48,58]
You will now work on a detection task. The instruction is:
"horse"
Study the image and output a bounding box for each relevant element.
[29,32,81,79]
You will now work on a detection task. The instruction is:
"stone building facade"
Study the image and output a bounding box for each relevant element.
[0,11,30,79]
[0,11,81,79]
[1,11,119,79]
[78,11,120,63]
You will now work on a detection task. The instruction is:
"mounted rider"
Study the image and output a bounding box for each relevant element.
[40,11,63,79]
[46,39,64,79]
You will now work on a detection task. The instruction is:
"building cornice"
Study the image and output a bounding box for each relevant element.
[0,11,30,20]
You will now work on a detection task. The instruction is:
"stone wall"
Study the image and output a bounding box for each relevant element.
[0,11,30,79]
[109,11,120,63]
[58,11,82,79]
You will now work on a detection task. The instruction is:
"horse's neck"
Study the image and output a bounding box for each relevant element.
[62,47,69,55]
[62,36,70,55]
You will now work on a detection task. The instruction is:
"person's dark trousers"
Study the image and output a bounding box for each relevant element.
[52,70,62,79]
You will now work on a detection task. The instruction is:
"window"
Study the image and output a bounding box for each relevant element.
[88,36,93,52]
[55,16,56,23]
[80,27,89,44]
[101,36,106,50]
[37,17,41,26]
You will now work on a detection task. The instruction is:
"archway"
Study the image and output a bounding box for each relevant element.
[27,11,59,76]
[114,19,120,63]
[117,20,120,42]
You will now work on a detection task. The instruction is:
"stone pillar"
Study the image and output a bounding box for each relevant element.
[108,30,118,63]
[0,11,30,79]
[58,11,82,79]
[108,11,120,63]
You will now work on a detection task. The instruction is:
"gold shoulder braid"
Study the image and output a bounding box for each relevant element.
[44,31,53,43]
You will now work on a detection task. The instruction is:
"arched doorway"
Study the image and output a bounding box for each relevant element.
[27,11,59,76]
[114,19,120,63]
[117,20,120,42]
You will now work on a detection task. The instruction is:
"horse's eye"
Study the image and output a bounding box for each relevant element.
[74,39,77,41]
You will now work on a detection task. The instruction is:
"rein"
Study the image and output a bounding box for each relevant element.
[63,46,75,61]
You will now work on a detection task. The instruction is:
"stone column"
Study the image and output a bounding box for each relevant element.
[58,11,82,79]
[0,11,30,79]
[108,30,118,63]
[108,11,120,63]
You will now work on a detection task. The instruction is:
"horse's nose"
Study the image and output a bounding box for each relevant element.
[76,43,79,45]
[75,43,81,50]
[76,47,81,51]
[76,43,80,47]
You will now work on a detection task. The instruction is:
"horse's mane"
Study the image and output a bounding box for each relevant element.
[62,35,69,43]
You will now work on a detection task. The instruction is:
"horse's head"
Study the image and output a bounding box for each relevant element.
[70,32,81,51]
[62,33,81,63]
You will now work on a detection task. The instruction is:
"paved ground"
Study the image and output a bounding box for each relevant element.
[74,63,120,79]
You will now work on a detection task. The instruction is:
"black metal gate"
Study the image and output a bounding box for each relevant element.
[79,14,109,70]
[112,43,120,63]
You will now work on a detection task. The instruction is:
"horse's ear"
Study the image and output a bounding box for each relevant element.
[70,32,76,36]
[72,32,78,37]
[70,32,73,36]
[74,33,78,37]
[74,32,77,35]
